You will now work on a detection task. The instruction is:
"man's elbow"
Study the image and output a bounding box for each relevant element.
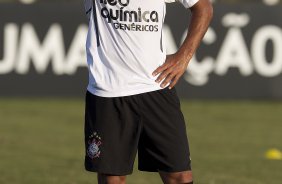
[191,0,214,21]
[206,1,213,21]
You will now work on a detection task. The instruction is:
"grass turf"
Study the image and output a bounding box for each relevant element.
[0,98,282,184]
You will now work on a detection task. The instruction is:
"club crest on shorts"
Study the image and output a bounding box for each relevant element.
[87,131,102,159]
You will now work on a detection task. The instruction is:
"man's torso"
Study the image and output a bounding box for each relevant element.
[85,0,167,97]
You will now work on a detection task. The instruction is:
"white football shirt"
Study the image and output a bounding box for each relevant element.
[84,0,199,97]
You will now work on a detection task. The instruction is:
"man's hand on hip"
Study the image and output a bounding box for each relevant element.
[152,53,191,89]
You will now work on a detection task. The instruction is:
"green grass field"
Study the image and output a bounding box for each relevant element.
[0,98,282,184]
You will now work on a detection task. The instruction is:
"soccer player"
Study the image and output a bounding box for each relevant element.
[83,0,213,183]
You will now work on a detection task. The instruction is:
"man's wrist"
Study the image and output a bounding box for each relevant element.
[175,48,193,63]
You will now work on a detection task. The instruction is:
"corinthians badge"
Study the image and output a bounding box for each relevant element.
[87,131,102,159]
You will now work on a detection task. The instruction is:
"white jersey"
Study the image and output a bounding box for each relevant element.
[84,0,199,97]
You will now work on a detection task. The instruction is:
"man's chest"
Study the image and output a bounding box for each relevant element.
[97,0,165,24]
[97,0,164,12]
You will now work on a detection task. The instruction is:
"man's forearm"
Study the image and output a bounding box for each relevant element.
[152,0,213,89]
[177,0,213,62]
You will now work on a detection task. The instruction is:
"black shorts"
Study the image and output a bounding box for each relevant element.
[84,88,191,175]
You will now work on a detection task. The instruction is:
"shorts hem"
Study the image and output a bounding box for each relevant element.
[138,167,192,173]
[85,167,133,176]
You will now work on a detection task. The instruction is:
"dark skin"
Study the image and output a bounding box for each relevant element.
[153,0,213,90]
[97,0,213,184]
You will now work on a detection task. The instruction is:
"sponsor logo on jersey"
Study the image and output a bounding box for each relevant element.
[99,0,160,32]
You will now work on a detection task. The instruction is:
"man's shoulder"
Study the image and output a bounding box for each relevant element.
[165,0,177,3]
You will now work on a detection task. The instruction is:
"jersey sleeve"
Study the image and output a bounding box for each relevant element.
[165,0,199,8]
[84,0,93,21]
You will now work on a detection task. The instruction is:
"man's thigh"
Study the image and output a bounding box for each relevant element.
[138,88,192,173]
[84,91,142,175]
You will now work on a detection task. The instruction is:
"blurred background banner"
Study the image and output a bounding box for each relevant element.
[0,2,281,98]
